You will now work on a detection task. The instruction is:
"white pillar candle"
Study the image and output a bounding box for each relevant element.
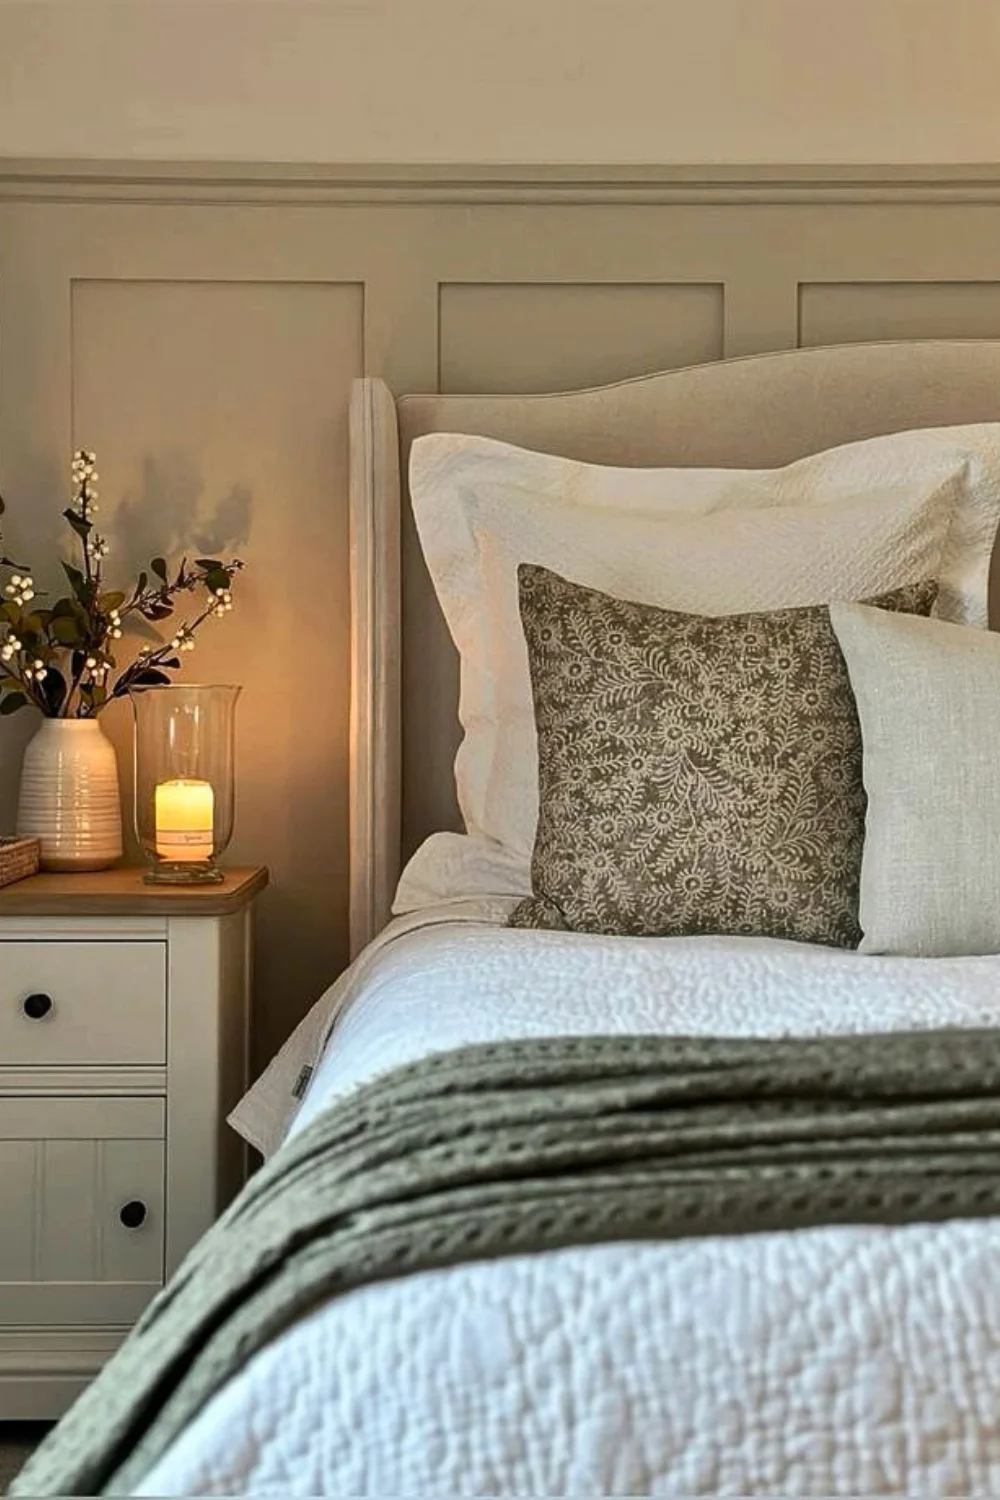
[154,778,214,861]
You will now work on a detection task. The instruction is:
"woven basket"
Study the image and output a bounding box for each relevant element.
[0,835,40,888]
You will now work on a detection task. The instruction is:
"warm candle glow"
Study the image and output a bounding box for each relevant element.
[154,778,214,862]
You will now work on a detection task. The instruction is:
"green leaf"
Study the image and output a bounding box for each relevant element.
[50,616,82,646]
[98,591,126,612]
[0,676,21,691]
[132,571,148,600]
[61,562,88,602]
[205,568,229,594]
[150,557,168,583]
[131,667,172,687]
[62,509,91,540]
[40,668,66,715]
[196,558,221,570]
[0,692,27,715]
[1,601,19,624]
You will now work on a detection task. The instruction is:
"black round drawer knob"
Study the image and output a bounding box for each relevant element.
[22,993,53,1021]
[119,1200,147,1230]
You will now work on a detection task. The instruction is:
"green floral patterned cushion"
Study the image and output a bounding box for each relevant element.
[509,565,938,947]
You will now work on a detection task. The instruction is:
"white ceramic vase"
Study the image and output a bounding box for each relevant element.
[16,719,123,872]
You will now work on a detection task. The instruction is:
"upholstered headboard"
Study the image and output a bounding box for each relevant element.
[348,340,1000,954]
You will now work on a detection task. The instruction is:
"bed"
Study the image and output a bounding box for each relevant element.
[17,341,1000,1497]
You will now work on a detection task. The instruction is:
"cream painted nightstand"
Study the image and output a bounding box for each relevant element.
[0,865,267,1419]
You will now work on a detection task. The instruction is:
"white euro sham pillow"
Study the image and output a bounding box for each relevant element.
[831,603,1000,958]
[408,425,1000,872]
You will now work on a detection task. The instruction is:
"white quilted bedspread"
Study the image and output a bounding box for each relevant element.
[139,911,1000,1496]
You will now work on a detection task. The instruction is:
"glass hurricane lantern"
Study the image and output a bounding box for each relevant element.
[131,684,240,884]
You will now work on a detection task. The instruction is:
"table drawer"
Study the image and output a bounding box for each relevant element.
[0,1095,164,1328]
[0,943,166,1066]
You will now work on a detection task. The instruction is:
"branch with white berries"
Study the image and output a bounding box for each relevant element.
[0,449,244,720]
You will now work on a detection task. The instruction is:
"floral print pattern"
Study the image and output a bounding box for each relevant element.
[509,565,938,947]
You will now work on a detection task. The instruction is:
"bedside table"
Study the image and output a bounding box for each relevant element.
[0,865,267,1419]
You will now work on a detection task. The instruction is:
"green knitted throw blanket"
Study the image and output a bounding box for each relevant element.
[15,1028,1000,1497]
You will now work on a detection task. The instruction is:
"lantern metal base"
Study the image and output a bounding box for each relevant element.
[143,861,224,885]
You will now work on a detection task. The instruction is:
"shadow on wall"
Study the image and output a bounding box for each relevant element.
[113,452,252,570]
[0,712,35,834]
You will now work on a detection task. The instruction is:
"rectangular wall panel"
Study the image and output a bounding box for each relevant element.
[439,282,724,394]
[800,281,1000,347]
[70,279,363,1066]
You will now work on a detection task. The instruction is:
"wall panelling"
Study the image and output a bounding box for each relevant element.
[799,281,1000,346]
[3,163,1000,1069]
[438,282,724,393]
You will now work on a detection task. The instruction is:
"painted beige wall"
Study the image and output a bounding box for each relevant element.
[1,0,1000,165]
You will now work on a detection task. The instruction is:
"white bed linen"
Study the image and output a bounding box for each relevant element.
[408,426,1000,877]
[145,912,1000,1497]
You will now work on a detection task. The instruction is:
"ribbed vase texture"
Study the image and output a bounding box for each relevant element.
[17,719,123,871]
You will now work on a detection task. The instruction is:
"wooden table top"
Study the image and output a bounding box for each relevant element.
[0,865,269,917]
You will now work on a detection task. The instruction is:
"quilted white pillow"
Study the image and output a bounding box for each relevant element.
[409,426,999,867]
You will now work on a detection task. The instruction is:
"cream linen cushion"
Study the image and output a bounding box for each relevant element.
[830,603,1000,957]
[409,425,1000,870]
